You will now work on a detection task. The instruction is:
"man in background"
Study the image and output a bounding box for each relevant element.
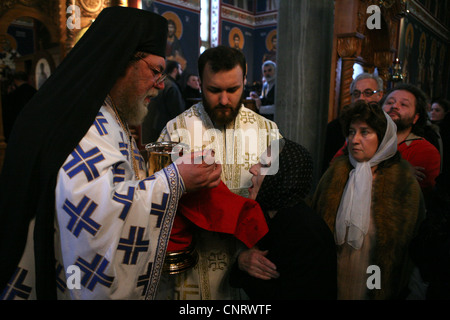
[142,60,185,143]
[250,60,277,121]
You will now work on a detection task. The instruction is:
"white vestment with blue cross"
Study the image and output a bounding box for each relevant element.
[1,99,184,300]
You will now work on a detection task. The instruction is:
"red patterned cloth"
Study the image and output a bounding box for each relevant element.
[167,181,268,251]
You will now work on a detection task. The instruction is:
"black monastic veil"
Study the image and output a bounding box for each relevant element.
[0,6,168,299]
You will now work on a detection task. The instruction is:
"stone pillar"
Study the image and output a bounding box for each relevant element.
[275,0,334,186]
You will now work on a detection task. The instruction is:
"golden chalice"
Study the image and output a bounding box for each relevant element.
[145,141,198,274]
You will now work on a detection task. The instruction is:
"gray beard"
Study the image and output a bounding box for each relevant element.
[116,99,148,126]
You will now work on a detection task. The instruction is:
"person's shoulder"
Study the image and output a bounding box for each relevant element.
[410,137,440,155]
[395,158,415,173]
[164,77,179,91]
[319,155,351,184]
[332,154,350,167]
[385,159,422,191]
[167,103,201,123]
[240,106,278,126]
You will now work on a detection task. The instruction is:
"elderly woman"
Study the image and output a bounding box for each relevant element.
[312,101,425,300]
[230,138,337,299]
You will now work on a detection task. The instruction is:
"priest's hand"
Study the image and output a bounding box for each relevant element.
[237,247,279,280]
[175,149,222,192]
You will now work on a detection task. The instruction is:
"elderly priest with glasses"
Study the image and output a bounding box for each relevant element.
[0,7,221,300]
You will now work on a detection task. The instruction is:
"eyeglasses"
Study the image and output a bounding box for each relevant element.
[351,89,380,99]
[138,57,167,85]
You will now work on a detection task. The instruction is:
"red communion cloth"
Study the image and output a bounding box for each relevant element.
[167,181,269,251]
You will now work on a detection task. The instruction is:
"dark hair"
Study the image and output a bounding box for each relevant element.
[340,100,387,144]
[165,60,179,74]
[198,45,247,81]
[167,19,176,29]
[340,100,401,169]
[380,83,429,136]
[431,98,450,113]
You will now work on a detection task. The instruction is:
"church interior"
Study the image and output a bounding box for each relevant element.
[0,0,449,184]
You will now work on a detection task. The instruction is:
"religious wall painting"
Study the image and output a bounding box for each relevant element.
[32,50,55,90]
[228,27,244,51]
[250,26,276,84]
[79,0,104,13]
[402,22,414,83]
[417,32,427,90]
[222,22,256,81]
[399,14,450,100]
[262,29,276,63]
[0,33,19,81]
[429,38,437,97]
[162,11,187,70]
[437,45,447,97]
[144,1,201,76]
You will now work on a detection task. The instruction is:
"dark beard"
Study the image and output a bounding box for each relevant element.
[393,116,414,132]
[202,92,244,126]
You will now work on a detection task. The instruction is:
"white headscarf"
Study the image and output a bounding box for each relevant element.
[335,111,398,249]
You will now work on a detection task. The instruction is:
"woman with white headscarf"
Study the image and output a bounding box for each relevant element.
[312,101,425,300]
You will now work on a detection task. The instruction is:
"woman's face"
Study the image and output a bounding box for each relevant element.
[248,151,272,200]
[430,103,447,122]
[347,120,379,162]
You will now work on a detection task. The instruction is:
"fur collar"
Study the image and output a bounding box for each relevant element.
[312,156,425,299]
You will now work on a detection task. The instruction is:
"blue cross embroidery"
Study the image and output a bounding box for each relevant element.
[118,132,129,160]
[113,187,135,220]
[112,162,125,183]
[75,254,114,291]
[0,267,32,300]
[55,262,67,293]
[138,175,156,191]
[94,112,108,136]
[132,140,145,171]
[117,226,149,265]
[137,262,153,296]
[63,196,101,237]
[150,192,169,228]
[63,145,105,182]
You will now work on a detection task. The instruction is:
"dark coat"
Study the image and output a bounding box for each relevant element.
[230,200,337,300]
[142,76,185,143]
